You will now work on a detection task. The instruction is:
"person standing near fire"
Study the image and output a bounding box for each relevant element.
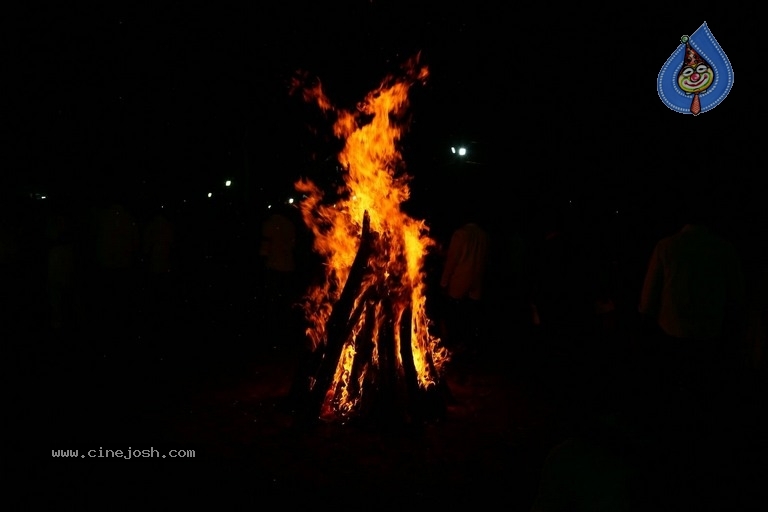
[260,206,297,298]
[637,189,746,436]
[258,204,300,353]
[528,202,592,357]
[439,204,490,378]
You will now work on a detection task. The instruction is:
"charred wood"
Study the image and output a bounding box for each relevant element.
[300,212,375,422]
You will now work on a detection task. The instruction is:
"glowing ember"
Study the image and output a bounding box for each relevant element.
[290,54,449,423]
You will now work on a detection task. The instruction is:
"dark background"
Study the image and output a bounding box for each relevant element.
[7,3,764,216]
[7,4,767,507]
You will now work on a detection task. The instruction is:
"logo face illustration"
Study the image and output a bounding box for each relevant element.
[658,22,734,115]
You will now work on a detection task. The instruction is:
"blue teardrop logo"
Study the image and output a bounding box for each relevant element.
[658,22,734,115]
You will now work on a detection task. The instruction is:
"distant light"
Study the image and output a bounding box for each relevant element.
[208,192,212,198]
[615,210,619,214]
[40,195,46,200]
[225,180,232,187]
[450,146,456,154]
[458,147,467,156]
[287,197,294,204]
[267,204,272,209]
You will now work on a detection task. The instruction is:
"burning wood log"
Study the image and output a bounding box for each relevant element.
[398,303,421,421]
[296,212,375,424]
[293,211,446,427]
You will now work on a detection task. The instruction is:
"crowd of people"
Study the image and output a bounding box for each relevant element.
[427,186,765,511]
[4,186,764,380]
[4,182,765,507]
[3,190,327,354]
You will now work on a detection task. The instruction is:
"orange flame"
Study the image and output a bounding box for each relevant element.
[291,54,448,420]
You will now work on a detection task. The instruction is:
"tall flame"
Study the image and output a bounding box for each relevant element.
[291,54,448,420]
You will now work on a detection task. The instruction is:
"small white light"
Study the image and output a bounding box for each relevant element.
[225,180,232,187]
[208,192,212,198]
[267,204,272,209]
[450,146,456,154]
[458,147,467,156]
[288,197,294,204]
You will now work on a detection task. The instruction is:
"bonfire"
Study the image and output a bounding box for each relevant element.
[289,54,449,425]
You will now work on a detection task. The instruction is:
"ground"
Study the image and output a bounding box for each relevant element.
[9,271,767,510]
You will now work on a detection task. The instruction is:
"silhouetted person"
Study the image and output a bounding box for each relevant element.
[45,203,80,333]
[141,204,176,339]
[1,205,23,310]
[531,411,635,512]
[1,199,32,346]
[143,206,174,276]
[88,200,141,353]
[580,209,627,378]
[259,205,300,351]
[638,195,745,393]
[439,203,489,379]
[637,191,746,496]
[94,202,140,273]
[483,205,531,359]
[261,207,295,259]
[0,213,21,268]
[529,203,591,358]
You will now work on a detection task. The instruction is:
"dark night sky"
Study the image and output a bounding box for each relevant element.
[7,2,765,218]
